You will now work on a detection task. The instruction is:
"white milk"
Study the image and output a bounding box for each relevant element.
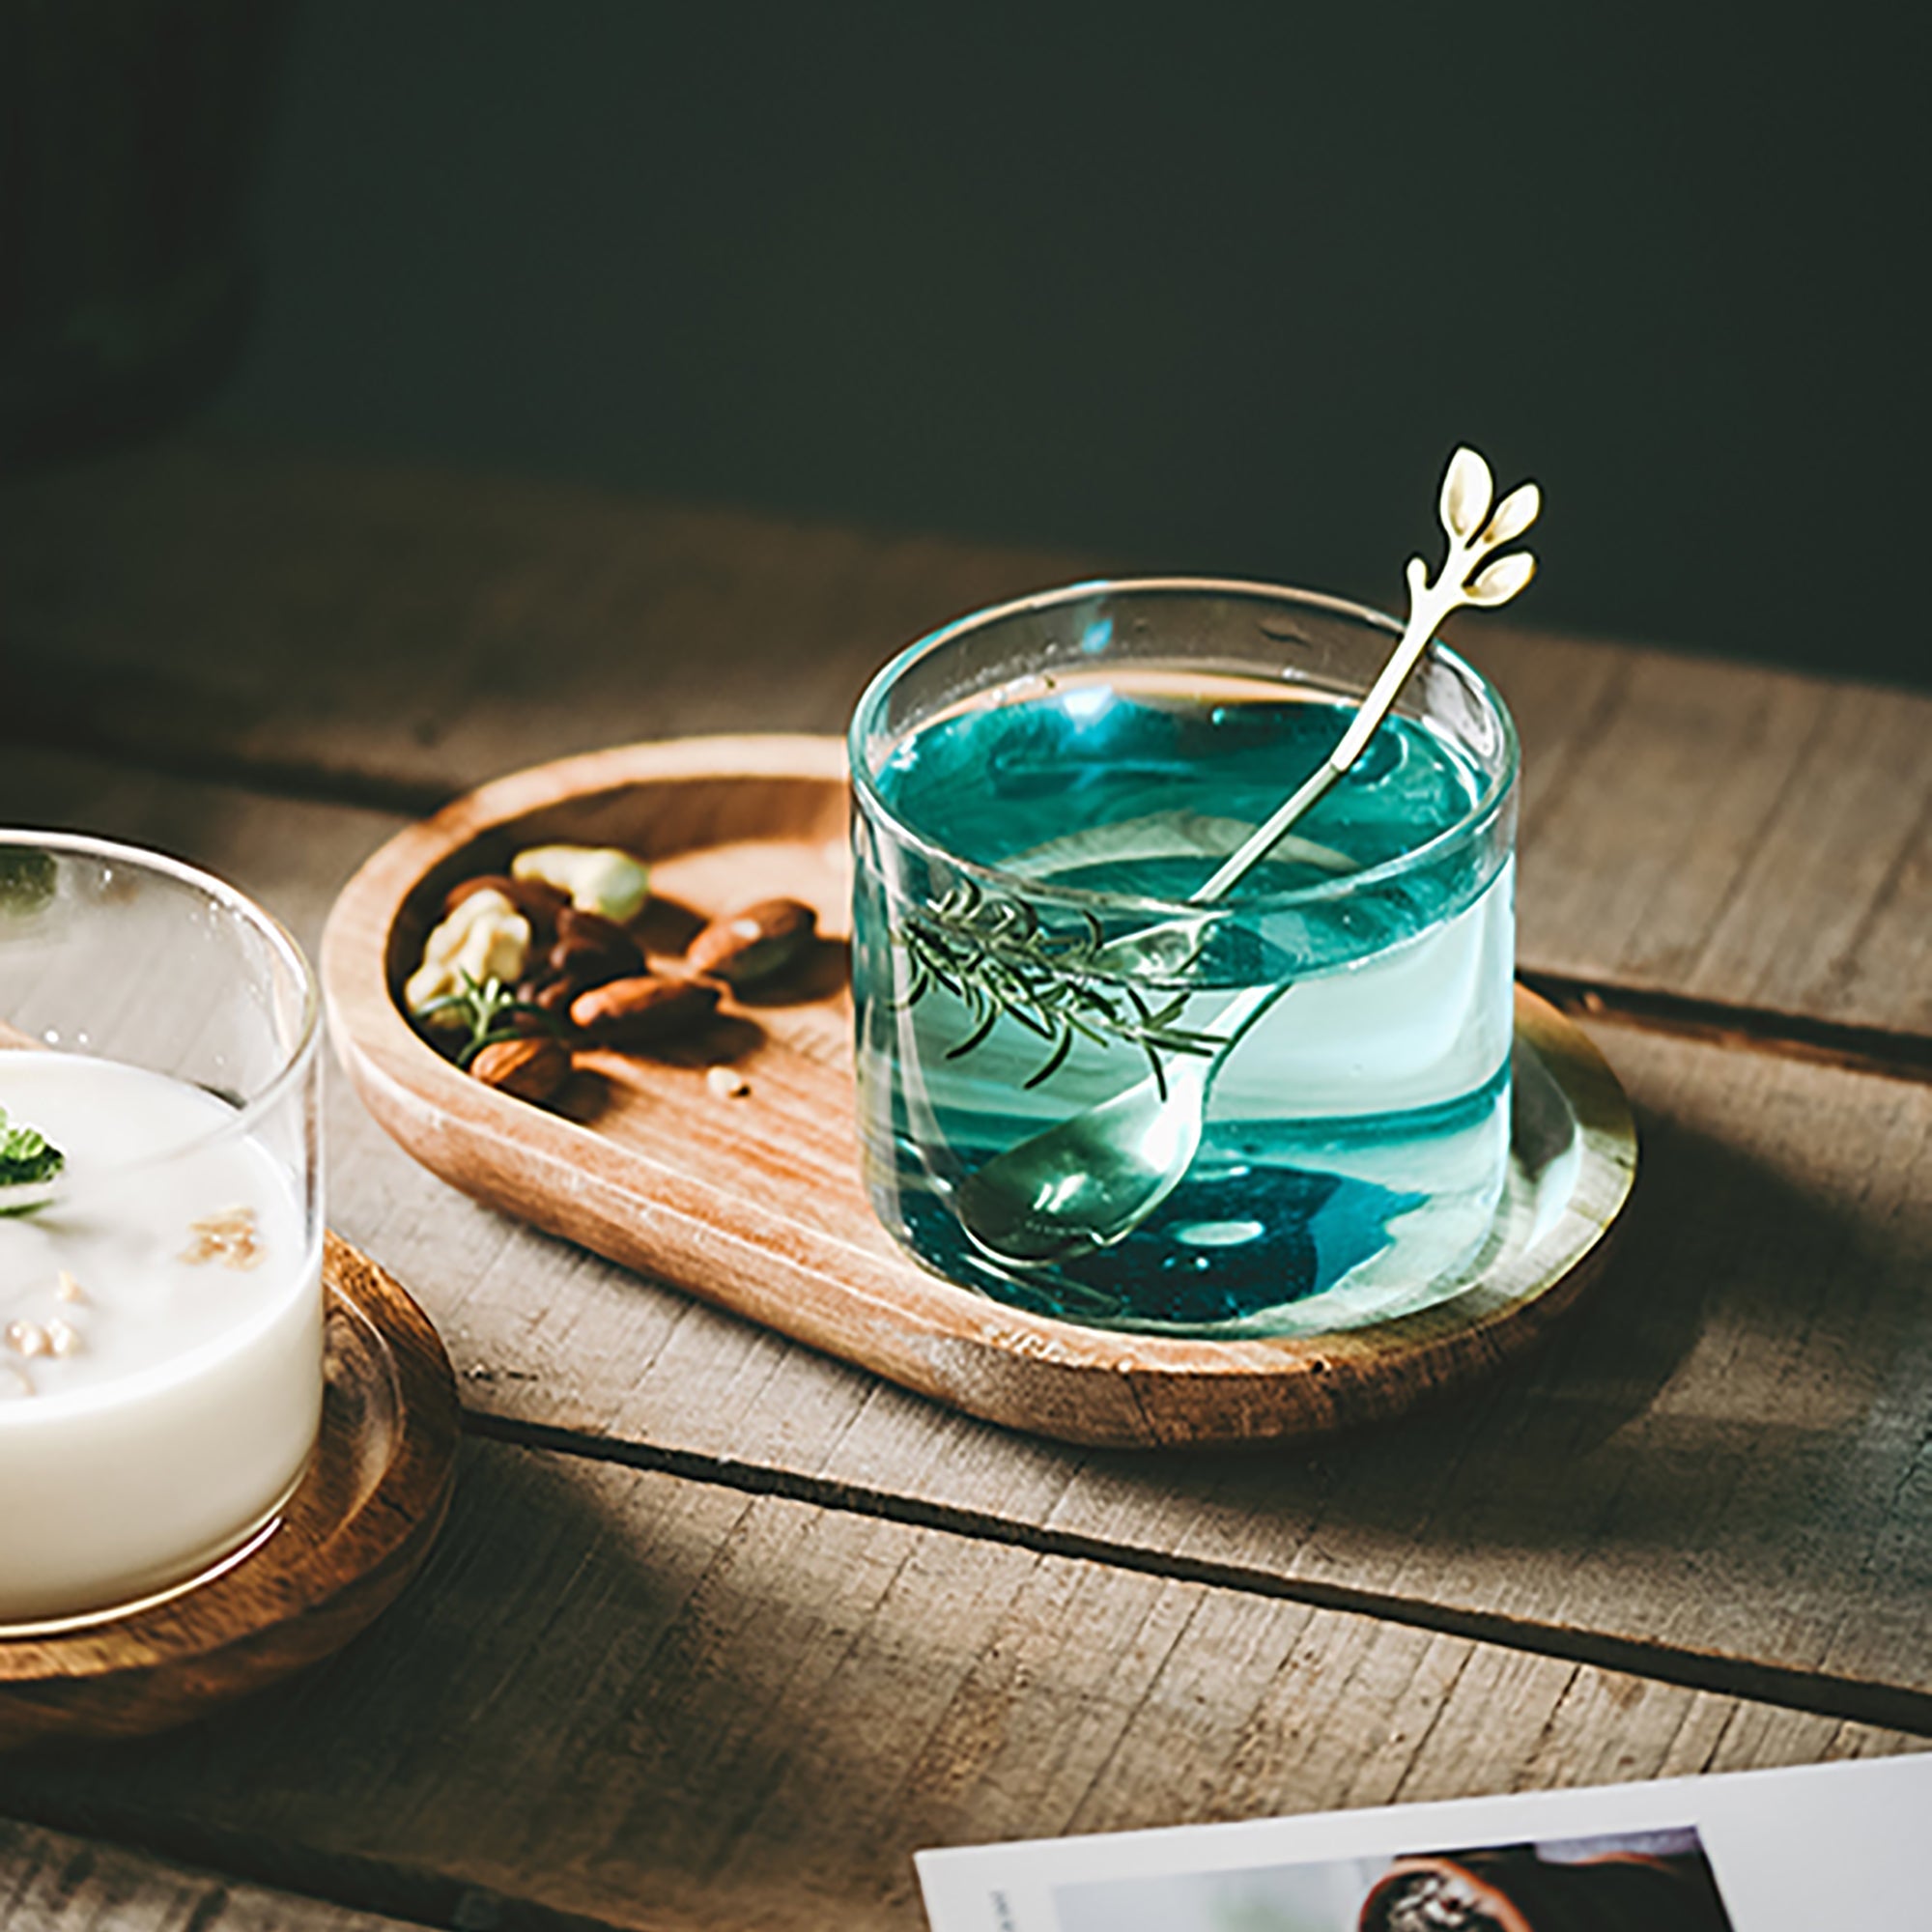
[0,1051,323,1626]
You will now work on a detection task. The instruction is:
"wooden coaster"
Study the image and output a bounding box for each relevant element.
[0,1234,459,1749]
[323,734,1637,1450]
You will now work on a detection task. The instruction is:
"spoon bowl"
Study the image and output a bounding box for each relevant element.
[955,983,1279,1267]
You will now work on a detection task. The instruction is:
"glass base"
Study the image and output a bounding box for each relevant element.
[0,1453,309,1639]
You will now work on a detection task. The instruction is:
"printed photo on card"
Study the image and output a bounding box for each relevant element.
[1054,1824,1731,1932]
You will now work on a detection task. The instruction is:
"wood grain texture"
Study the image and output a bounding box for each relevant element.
[0,440,1089,806]
[422,1024,1932,1718]
[321,735,1636,1448]
[8,450,1927,1922]
[0,1441,1920,1932]
[0,1236,459,1750]
[5,440,1929,1037]
[6,750,1930,1719]
[1466,624,1932,1039]
[0,1819,414,1931]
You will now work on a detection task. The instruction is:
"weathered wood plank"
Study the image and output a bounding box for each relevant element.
[0,1819,411,1931]
[6,440,1930,1035]
[1,1442,1920,1932]
[480,1021,1931,1710]
[0,440,1087,802]
[1468,625,1932,1037]
[6,749,1928,1718]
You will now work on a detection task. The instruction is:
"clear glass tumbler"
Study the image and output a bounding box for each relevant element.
[0,833,323,1629]
[849,579,1519,1337]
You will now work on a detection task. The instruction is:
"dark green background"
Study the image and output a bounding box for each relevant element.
[38,5,1932,685]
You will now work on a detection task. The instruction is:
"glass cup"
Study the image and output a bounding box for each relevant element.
[0,834,323,1630]
[849,579,1519,1337]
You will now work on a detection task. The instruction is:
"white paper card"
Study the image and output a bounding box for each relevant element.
[916,1751,1929,1932]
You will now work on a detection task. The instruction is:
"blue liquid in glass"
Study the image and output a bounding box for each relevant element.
[854,669,1515,1335]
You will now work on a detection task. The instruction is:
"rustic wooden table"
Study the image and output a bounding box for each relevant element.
[1,440,1927,1931]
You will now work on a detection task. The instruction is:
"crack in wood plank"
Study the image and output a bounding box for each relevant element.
[1520,970,1932,1085]
[0,1812,622,1932]
[456,1409,1932,1738]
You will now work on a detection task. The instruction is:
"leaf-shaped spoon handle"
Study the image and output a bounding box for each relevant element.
[1189,445,1540,905]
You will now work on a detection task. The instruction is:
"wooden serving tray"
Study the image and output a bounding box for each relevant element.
[0,1234,459,1748]
[322,735,1636,1450]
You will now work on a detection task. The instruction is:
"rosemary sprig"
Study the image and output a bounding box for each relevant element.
[413,971,562,1068]
[894,879,1220,1100]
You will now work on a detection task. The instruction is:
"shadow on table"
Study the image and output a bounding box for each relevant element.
[1057,1097,1926,1635]
[0,1437,940,1929]
[0,1065,1918,1927]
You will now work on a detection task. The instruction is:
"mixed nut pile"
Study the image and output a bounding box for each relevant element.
[405,842,818,1107]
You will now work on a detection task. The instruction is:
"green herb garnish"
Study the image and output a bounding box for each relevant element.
[895,879,1220,1100]
[0,1105,64,1211]
[413,972,562,1068]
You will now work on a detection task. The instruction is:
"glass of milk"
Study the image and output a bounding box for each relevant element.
[0,834,323,1630]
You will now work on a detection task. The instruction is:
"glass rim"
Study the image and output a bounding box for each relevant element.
[0,829,322,1172]
[848,575,1520,919]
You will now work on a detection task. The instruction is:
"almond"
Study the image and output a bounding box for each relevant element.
[555,905,639,951]
[685,897,817,987]
[570,974,720,1045]
[469,1037,573,1104]
[548,904,644,987]
[518,976,582,1016]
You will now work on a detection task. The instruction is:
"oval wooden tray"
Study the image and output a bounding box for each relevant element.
[0,1233,459,1749]
[322,734,1636,1450]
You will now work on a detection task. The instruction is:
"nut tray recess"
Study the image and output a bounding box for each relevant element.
[321,734,1636,1450]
